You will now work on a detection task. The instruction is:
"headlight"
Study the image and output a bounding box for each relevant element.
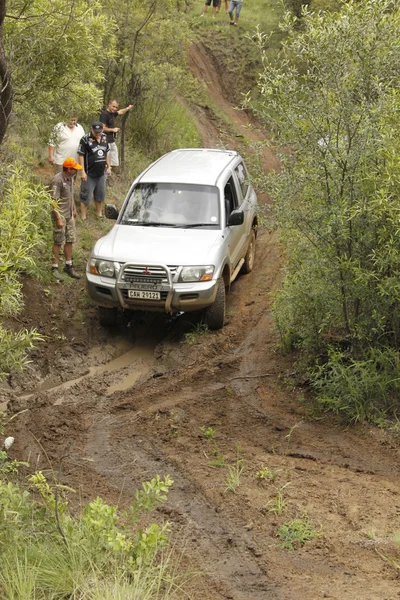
[179,265,214,282]
[89,258,115,278]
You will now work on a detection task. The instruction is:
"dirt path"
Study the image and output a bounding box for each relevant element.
[2,41,400,600]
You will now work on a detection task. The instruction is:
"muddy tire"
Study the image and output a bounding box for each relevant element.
[98,306,118,327]
[241,229,256,274]
[203,278,225,330]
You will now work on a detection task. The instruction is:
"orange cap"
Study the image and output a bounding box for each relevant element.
[63,157,82,170]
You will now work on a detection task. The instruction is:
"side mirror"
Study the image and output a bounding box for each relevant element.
[105,204,119,220]
[228,210,244,226]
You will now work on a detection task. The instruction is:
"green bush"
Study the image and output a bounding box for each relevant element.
[310,346,400,423]
[254,0,400,423]
[0,164,50,381]
[0,470,184,599]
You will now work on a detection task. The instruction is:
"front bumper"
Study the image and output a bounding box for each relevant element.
[86,262,218,313]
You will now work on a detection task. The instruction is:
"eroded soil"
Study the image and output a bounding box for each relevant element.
[2,40,400,599]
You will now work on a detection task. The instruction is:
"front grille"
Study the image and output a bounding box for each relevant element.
[121,265,178,284]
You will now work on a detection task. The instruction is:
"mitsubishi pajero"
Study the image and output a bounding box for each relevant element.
[85,148,258,329]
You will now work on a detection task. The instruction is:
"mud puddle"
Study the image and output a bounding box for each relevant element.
[19,336,157,403]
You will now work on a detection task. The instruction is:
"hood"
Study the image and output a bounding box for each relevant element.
[93,224,222,265]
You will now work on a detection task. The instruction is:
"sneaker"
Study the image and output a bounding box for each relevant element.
[230,20,235,25]
[51,267,64,281]
[63,265,81,279]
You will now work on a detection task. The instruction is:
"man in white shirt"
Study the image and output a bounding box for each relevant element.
[48,114,85,172]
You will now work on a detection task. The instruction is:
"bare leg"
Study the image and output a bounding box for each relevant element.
[80,202,88,220]
[64,242,73,262]
[201,4,208,15]
[94,200,103,217]
[52,243,61,266]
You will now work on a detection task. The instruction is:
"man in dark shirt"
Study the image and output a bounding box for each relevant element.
[100,99,133,169]
[77,121,111,220]
[50,157,82,280]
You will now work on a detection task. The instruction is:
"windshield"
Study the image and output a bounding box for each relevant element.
[119,183,220,228]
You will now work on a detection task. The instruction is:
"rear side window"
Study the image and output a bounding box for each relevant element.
[234,163,250,198]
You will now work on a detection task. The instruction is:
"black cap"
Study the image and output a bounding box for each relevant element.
[92,121,103,132]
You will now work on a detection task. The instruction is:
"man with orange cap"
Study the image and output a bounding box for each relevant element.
[50,157,82,281]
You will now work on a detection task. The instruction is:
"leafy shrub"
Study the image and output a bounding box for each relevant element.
[277,516,321,550]
[255,0,400,423]
[0,165,50,380]
[0,470,181,599]
[310,346,400,423]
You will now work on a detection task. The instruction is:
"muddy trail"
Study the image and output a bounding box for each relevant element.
[2,41,400,600]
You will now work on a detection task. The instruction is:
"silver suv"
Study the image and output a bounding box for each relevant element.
[86,148,258,329]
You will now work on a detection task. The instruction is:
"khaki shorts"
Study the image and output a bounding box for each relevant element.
[52,215,76,245]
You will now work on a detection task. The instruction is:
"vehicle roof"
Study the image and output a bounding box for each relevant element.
[138,148,239,186]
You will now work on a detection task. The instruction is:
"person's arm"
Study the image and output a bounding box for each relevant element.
[100,112,117,135]
[78,153,87,181]
[105,144,111,176]
[50,181,63,228]
[48,144,55,164]
[102,124,118,134]
[117,104,133,116]
[48,125,59,164]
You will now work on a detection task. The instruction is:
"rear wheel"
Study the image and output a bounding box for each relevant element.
[98,306,118,326]
[203,277,225,330]
[241,229,256,274]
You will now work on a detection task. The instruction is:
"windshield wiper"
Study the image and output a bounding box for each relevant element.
[183,223,216,228]
[124,220,178,227]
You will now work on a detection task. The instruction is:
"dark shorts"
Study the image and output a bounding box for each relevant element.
[205,0,220,6]
[52,215,76,245]
[80,175,106,205]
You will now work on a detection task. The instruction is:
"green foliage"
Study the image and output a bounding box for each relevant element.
[200,425,215,440]
[224,457,245,493]
[0,471,180,598]
[254,0,400,421]
[277,516,321,550]
[265,483,290,515]
[224,460,244,493]
[183,323,209,345]
[102,0,194,159]
[0,165,50,380]
[256,466,279,482]
[310,346,400,423]
[5,0,109,132]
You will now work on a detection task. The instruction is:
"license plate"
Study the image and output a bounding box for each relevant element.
[128,290,160,300]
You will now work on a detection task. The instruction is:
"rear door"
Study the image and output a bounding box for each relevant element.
[231,161,252,260]
[223,173,245,271]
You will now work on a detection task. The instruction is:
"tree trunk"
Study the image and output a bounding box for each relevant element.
[0,0,12,146]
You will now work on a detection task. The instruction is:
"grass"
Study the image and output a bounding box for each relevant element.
[277,516,322,551]
[183,323,209,345]
[265,483,290,515]
[187,0,282,38]
[200,425,216,440]
[255,465,279,482]
[224,458,245,493]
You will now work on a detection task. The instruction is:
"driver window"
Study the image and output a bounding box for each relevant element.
[224,176,238,225]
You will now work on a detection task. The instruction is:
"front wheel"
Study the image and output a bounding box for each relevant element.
[203,278,225,330]
[98,306,118,327]
[241,229,256,274]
